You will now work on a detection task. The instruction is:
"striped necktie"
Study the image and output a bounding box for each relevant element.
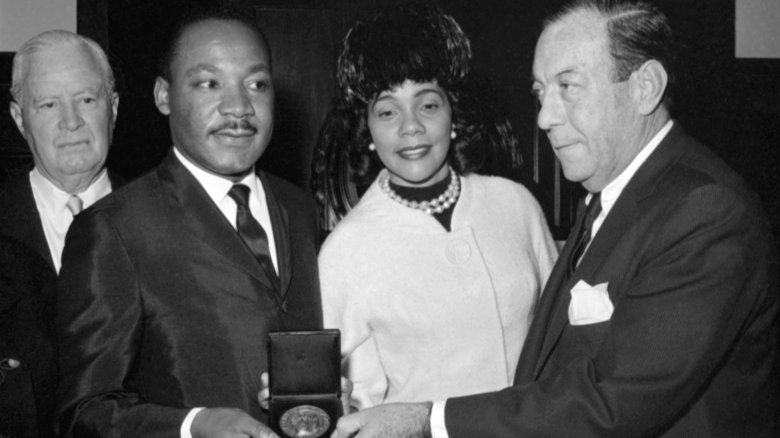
[569,192,602,276]
[228,184,280,291]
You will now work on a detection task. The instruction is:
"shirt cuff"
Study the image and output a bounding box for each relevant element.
[181,407,205,438]
[430,400,449,438]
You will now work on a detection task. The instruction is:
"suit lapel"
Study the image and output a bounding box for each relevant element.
[526,124,689,381]
[519,199,587,381]
[259,172,293,301]
[157,152,277,292]
[17,177,56,270]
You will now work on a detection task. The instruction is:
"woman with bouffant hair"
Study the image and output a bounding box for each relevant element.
[314,3,557,410]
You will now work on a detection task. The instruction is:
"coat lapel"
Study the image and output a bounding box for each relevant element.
[11,177,54,270]
[260,172,293,301]
[526,123,689,381]
[519,198,587,381]
[156,152,277,293]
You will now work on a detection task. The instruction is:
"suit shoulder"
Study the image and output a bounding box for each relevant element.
[662,138,758,207]
[467,173,535,197]
[76,168,165,227]
[465,173,545,214]
[260,172,316,208]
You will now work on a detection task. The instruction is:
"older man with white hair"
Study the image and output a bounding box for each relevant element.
[0,29,122,273]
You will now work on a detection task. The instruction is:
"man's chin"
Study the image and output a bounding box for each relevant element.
[208,159,259,180]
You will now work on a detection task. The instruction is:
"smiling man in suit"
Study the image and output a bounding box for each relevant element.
[331,1,778,437]
[0,30,121,274]
[56,7,321,438]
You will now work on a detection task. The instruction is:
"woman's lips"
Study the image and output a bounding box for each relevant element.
[397,144,431,159]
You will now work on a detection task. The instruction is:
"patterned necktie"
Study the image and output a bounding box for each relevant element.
[228,184,280,291]
[66,194,83,216]
[569,192,602,276]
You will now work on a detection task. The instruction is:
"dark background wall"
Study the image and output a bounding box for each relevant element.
[2,0,778,244]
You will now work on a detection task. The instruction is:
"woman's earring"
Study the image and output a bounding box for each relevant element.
[368,143,376,151]
[450,130,457,140]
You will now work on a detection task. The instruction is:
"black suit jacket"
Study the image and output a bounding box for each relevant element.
[0,169,124,272]
[55,151,323,437]
[0,235,57,438]
[445,124,779,437]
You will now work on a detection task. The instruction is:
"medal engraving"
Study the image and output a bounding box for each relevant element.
[279,404,331,438]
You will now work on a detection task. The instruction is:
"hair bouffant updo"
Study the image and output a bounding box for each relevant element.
[311,3,522,230]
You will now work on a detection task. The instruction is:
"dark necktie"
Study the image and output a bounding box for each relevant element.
[569,192,602,276]
[228,184,280,291]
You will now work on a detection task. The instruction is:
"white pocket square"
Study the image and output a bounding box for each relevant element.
[568,280,613,326]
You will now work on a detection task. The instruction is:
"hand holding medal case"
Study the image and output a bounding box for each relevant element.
[268,330,342,438]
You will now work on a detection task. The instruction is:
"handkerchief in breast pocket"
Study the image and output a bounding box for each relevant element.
[568,280,613,326]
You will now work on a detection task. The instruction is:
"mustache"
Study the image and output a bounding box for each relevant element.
[212,120,258,133]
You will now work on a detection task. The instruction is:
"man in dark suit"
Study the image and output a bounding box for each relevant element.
[56,8,321,438]
[0,235,57,438]
[332,1,778,437]
[0,30,121,273]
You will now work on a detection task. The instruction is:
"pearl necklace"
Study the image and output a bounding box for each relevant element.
[380,169,460,215]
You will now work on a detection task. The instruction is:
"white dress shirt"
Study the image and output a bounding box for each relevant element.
[173,147,277,438]
[29,167,112,272]
[430,120,674,438]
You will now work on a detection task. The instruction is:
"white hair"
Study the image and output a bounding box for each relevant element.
[10,30,116,104]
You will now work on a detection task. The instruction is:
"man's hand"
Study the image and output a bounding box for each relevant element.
[331,402,432,438]
[340,376,355,415]
[258,371,355,415]
[258,372,271,410]
[192,407,279,438]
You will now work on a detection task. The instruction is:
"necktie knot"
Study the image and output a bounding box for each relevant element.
[584,192,602,230]
[227,182,281,294]
[228,184,251,209]
[569,192,602,276]
[66,194,83,216]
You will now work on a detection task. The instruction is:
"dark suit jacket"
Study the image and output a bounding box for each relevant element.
[445,124,779,437]
[0,169,124,272]
[0,235,57,438]
[55,151,323,437]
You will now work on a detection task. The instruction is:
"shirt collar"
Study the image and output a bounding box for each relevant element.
[30,166,111,212]
[173,146,261,205]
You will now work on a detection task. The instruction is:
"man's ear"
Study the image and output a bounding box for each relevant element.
[632,59,668,115]
[110,92,120,127]
[153,77,171,115]
[9,101,26,138]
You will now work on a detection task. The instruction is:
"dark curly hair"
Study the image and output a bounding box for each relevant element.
[312,3,522,230]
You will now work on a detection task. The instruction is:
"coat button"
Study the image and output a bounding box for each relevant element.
[445,239,472,264]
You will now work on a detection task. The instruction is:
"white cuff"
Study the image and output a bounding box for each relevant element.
[430,400,449,438]
[181,407,205,438]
